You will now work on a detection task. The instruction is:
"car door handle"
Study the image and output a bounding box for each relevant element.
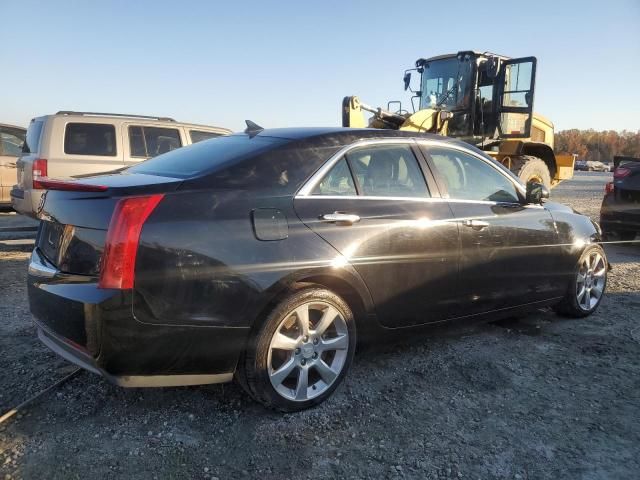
[461,219,490,230]
[6,162,17,168]
[320,212,361,225]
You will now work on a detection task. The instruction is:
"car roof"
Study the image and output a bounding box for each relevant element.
[240,126,460,145]
[30,113,231,133]
[0,123,26,132]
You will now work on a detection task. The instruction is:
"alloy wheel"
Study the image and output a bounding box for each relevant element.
[267,301,349,401]
[576,250,606,311]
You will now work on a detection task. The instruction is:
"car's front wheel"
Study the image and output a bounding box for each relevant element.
[238,287,356,412]
[554,244,607,318]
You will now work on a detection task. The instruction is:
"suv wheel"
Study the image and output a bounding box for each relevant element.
[554,245,607,318]
[239,287,356,412]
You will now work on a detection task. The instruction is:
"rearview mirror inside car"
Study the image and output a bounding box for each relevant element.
[526,182,549,204]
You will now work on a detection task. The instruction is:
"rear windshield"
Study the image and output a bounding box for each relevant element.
[128,134,286,179]
[22,120,44,154]
[64,123,117,156]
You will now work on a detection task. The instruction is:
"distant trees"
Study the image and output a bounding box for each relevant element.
[555,130,640,162]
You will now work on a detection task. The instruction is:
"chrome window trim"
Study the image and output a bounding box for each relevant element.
[296,137,527,200]
[294,194,544,209]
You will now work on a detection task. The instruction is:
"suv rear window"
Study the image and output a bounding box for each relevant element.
[22,120,44,154]
[190,130,222,144]
[129,126,182,158]
[64,123,116,156]
[127,134,285,179]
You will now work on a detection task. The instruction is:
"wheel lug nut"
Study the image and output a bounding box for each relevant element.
[303,336,308,342]
[295,348,301,355]
[313,338,319,345]
[313,353,318,359]
[301,359,306,365]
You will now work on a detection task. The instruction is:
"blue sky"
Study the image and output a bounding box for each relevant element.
[1,0,638,132]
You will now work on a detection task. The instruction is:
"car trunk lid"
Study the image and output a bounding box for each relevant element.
[36,172,182,276]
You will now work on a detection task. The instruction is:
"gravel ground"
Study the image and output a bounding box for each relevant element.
[1,172,639,479]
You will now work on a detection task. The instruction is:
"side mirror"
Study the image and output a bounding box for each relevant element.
[525,182,549,204]
[403,72,411,91]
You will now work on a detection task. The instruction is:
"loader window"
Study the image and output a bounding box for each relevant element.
[421,57,472,111]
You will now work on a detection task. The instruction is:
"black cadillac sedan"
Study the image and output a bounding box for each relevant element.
[28,127,607,411]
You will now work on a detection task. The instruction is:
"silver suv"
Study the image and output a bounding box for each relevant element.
[11,111,231,217]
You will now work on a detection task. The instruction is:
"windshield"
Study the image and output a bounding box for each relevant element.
[420,57,473,111]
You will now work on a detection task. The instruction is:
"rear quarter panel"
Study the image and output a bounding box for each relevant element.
[133,189,375,330]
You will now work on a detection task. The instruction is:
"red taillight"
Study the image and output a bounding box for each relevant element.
[605,182,614,194]
[32,158,48,189]
[614,167,631,179]
[98,194,164,290]
[35,178,109,192]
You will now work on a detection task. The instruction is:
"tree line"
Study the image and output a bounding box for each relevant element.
[554,130,640,162]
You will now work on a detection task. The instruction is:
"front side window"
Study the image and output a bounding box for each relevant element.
[427,147,520,203]
[0,128,25,156]
[129,126,182,158]
[64,123,116,156]
[346,144,429,198]
[190,130,222,144]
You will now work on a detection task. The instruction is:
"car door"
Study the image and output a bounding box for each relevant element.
[420,143,563,316]
[294,140,461,327]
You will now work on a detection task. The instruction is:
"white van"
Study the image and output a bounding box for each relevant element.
[11,111,232,217]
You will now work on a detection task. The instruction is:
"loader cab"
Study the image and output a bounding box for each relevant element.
[413,51,537,143]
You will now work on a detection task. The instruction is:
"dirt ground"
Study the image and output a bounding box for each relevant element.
[1,172,639,479]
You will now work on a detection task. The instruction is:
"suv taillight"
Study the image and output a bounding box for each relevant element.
[98,194,164,290]
[32,158,48,189]
[614,167,631,179]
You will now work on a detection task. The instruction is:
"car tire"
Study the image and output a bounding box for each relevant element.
[512,156,552,190]
[238,287,356,412]
[554,244,607,318]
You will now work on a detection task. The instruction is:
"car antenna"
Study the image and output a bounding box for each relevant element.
[244,120,264,137]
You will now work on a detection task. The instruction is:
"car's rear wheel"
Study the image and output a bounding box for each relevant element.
[239,287,356,412]
[554,245,607,318]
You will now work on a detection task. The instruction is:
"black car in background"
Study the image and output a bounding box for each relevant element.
[601,156,640,241]
[28,127,607,411]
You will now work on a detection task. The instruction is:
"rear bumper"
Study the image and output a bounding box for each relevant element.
[37,325,233,387]
[10,186,42,218]
[600,194,640,232]
[28,248,245,386]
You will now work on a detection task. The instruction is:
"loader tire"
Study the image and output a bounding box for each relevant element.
[511,155,551,189]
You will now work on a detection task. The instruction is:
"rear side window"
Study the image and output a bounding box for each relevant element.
[64,123,116,156]
[129,126,182,158]
[127,134,286,179]
[22,120,44,154]
[346,144,430,198]
[190,130,222,144]
[312,158,356,196]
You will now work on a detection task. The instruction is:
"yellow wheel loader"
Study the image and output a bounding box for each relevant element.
[342,51,574,188]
